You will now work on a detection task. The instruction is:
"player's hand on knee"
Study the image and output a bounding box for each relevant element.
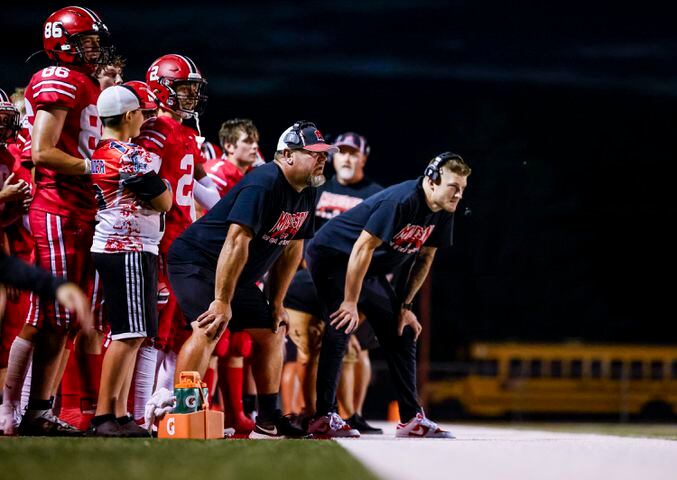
[397,308,422,341]
[330,301,359,334]
[196,300,232,340]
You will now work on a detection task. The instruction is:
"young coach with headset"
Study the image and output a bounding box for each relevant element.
[305,152,470,438]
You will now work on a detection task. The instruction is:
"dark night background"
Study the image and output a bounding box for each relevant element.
[2,2,675,361]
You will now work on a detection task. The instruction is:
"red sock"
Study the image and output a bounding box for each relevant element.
[79,352,103,412]
[60,350,81,411]
[225,366,245,417]
[203,366,216,403]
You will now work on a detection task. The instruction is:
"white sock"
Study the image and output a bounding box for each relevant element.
[2,337,33,411]
[133,346,158,421]
[21,360,32,412]
[155,350,176,393]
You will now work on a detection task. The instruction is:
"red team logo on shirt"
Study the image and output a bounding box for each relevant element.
[262,211,309,245]
[315,191,363,219]
[390,224,435,254]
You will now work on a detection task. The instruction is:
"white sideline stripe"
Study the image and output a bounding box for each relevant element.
[33,88,76,99]
[143,130,167,140]
[335,422,677,480]
[207,173,228,188]
[137,135,164,148]
[33,80,77,90]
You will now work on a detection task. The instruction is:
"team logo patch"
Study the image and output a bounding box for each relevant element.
[262,211,309,245]
[390,224,436,254]
[90,159,106,174]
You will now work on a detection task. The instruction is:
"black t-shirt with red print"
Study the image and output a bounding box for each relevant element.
[307,178,454,275]
[169,162,315,285]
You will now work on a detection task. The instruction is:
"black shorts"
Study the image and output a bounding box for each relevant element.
[92,251,158,341]
[283,268,323,318]
[167,262,272,332]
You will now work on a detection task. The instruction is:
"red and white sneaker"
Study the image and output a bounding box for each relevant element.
[396,413,454,439]
[308,412,360,438]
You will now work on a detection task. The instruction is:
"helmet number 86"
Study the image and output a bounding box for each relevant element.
[44,22,63,39]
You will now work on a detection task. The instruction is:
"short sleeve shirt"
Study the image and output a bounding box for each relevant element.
[169,162,316,285]
[308,178,454,275]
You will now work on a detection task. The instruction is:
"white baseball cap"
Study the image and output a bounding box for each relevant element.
[97,85,140,117]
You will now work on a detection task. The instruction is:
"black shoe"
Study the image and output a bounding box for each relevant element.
[87,418,126,437]
[19,409,85,437]
[116,416,151,438]
[346,414,383,434]
[249,412,312,439]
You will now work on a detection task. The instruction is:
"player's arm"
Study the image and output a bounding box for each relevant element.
[330,230,383,334]
[195,223,252,338]
[267,239,304,333]
[31,107,90,175]
[395,246,437,341]
[123,172,172,212]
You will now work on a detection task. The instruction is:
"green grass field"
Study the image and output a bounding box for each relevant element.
[0,438,379,480]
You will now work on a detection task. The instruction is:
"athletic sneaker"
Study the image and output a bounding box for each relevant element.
[396,412,454,439]
[346,413,383,434]
[86,418,125,437]
[117,415,151,438]
[308,412,360,438]
[249,413,310,439]
[19,409,85,437]
[0,404,21,436]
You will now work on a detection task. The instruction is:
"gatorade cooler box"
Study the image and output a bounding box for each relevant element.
[158,371,224,439]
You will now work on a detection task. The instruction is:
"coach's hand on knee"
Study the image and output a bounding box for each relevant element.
[330,301,359,334]
[196,300,232,341]
[397,308,422,341]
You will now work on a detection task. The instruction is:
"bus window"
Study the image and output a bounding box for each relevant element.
[529,359,542,378]
[549,360,563,378]
[630,361,643,380]
[611,359,624,380]
[477,359,498,377]
[650,360,663,380]
[570,359,583,378]
[509,358,523,378]
[590,359,602,378]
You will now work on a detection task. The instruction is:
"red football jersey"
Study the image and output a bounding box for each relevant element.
[0,147,15,216]
[204,156,248,197]
[135,116,203,253]
[23,66,102,220]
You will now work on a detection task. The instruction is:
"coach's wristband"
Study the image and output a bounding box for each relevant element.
[83,158,92,175]
[402,302,414,311]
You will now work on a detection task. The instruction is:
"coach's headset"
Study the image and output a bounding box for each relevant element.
[424,151,464,182]
[283,120,318,148]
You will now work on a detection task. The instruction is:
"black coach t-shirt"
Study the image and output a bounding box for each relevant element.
[314,176,383,229]
[169,162,316,285]
[307,178,454,275]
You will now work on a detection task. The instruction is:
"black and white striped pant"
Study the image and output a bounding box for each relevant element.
[93,251,158,341]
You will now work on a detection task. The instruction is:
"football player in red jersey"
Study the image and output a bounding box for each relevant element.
[134,54,219,407]
[1,6,114,436]
[204,119,260,197]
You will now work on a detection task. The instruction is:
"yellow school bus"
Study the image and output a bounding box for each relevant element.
[424,342,677,418]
